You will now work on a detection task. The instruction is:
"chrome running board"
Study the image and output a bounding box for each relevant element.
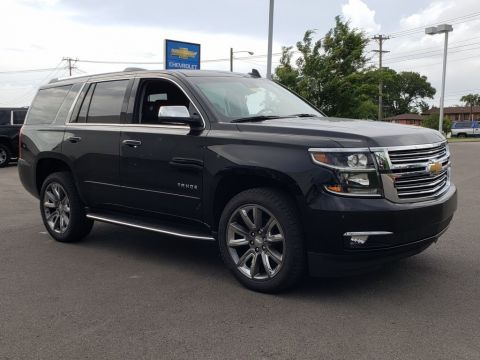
[86,212,215,241]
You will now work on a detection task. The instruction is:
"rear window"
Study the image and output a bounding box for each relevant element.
[25,86,72,125]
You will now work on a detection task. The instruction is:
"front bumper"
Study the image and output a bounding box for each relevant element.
[304,184,457,277]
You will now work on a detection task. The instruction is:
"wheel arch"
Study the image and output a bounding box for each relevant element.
[35,154,74,194]
[209,168,305,233]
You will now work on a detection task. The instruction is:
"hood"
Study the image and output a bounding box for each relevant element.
[236,117,445,148]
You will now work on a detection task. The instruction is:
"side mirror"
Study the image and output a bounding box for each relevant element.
[158,105,203,130]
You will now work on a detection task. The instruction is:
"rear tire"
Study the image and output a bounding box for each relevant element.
[458,133,467,138]
[0,144,11,168]
[218,188,305,293]
[40,172,93,242]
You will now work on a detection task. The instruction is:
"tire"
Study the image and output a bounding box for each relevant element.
[218,188,305,293]
[0,144,11,168]
[458,133,467,138]
[40,172,93,242]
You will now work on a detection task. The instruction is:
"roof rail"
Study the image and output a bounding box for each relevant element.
[48,78,59,84]
[248,69,261,78]
[123,67,146,72]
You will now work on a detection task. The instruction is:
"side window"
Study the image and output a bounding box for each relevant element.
[0,110,10,125]
[12,110,27,125]
[87,80,129,124]
[54,83,83,123]
[138,79,191,125]
[25,86,71,125]
[76,84,95,123]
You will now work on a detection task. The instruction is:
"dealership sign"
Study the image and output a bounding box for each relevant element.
[165,39,201,70]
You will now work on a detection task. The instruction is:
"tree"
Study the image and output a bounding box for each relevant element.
[383,71,436,116]
[274,17,436,119]
[460,94,480,120]
[274,17,375,118]
[422,113,452,134]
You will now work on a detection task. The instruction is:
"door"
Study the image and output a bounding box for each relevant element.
[62,79,132,207]
[119,78,206,221]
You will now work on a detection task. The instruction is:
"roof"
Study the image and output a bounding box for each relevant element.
[43,69,254,89]
[384,113,423,121]
[424,106,480,115]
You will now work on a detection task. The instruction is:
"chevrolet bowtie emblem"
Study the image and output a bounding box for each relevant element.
[171,47,197,60]
[428,161,442,174]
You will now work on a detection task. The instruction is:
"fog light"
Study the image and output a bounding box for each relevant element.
[349,235,368,246]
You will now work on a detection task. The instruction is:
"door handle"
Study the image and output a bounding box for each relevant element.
[122,139,142,148]
[67,136,82,143]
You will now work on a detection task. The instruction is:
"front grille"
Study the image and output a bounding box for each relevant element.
[376,142,451,203]
[388,142,447,166]
[394,168,449,200]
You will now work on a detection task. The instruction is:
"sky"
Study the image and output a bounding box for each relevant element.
[1,0,479,108]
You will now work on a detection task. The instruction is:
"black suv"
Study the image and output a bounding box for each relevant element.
[0,107,28,167]
[18,70,457,292]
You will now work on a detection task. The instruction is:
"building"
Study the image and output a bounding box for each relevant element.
[423,106,480,121]
[384,113,424,126]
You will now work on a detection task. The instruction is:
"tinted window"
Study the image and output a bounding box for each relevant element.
[26,86,71,125]
[12,110,27,125]
[55,83,83,123]
[454,121,472,129]
[76,84,95,123]
[0,110,10,125]
[87,80,129,124]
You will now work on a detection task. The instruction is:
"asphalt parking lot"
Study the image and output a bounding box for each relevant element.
[0,142,479,360]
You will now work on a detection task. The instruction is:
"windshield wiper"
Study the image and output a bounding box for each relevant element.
[289,113,319,118]
[231,115,286,123]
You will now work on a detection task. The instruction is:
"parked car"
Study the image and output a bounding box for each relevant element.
[0,107,28,167]
[451,120,479,137]
[18,70,457,292]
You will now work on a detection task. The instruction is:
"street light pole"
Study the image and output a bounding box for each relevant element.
[229,49,255,72]
[266,0,274,79]
[426,24,453,134]
[439,30,450,133]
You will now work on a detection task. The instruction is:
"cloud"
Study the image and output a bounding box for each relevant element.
[400,1,455,28]
[341,0,381,33]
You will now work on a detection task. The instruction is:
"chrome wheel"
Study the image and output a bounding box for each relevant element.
[0,148,7,165]
[43,182,71,234]
[227,205,286,280]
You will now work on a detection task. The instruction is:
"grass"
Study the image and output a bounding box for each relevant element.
[448,137,480,143]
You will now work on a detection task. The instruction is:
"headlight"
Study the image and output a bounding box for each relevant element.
[310,149,382,196]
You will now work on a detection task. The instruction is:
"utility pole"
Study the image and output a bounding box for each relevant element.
[230,48,233,72]
[372,35,389,121]
[62,57,77,76]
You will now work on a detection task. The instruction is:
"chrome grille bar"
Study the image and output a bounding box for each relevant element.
[372,141,451,203]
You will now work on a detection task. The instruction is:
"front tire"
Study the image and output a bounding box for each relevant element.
[218,188,305,293]
[40,172,93,242]
[0,144,11,168]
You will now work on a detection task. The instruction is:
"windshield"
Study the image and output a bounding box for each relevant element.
[190,77,323,122]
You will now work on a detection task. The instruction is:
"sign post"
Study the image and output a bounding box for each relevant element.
[164,39,201,70]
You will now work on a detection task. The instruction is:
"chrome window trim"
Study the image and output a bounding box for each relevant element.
[65,76,206,131]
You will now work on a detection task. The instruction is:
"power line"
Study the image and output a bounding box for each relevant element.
[389,11,480,38]
[0,66,64,74]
